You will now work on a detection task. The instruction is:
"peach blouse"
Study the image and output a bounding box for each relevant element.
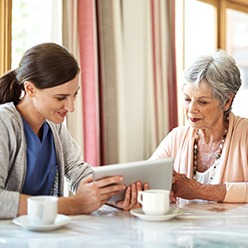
[150,112,248,202]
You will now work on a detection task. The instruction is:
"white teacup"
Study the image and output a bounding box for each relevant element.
[138,189,170,215]
[27,196,58,225]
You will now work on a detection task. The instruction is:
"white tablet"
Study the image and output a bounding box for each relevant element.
[92,158,173,202]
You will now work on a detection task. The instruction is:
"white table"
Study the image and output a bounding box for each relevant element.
[1,199,248,247]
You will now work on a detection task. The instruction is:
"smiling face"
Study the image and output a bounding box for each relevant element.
[24,74,80,124]
[182,80,232,131]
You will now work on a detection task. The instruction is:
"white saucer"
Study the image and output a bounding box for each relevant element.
[13,214,71,231]
[130,207,183,221]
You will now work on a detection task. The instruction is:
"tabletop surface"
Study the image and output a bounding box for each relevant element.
[1,199,248,248]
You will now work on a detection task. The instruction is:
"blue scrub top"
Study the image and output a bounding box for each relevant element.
[21,117,58,195]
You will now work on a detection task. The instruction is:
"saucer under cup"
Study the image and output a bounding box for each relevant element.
[130,207,183,221]
[13,214,71,231]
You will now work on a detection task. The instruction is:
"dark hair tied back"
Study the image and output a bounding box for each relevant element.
[0,70,23,105]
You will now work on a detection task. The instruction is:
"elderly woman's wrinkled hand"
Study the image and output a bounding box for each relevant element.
[172,171,202,200]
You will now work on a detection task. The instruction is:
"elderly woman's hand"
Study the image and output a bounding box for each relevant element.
[172,171,202,200]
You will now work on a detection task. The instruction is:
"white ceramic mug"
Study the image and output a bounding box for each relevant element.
[27,196,58,225]
[138,189,170,215]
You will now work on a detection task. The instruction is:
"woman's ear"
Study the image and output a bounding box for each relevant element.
[224,93,235,111]
[23,81,36,96]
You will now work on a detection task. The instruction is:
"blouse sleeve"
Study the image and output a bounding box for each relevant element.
[222,113,248,203]
[224,183,248,202]
[149,128,181,160]
[149,135,172,160]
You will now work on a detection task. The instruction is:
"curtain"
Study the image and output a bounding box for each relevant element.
[63,0,85,160]
[77,0,101,166]
[64,0,177,166]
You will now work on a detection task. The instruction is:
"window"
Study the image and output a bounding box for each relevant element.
[177,0,248,119]
[11,0,62,68]
[184,0,217,67]
[226,8,248,116]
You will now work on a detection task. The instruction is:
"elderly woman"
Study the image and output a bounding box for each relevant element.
[150,50,248,203]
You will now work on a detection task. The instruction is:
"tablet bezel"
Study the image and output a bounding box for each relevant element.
[92,158,173,202]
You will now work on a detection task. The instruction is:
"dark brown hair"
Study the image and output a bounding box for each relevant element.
[0,42,80,105]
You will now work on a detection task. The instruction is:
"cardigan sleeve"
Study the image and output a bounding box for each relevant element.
[0,104,25,219]
[51,122,93,194]
[224,183,248,202]
[221,113,248,203]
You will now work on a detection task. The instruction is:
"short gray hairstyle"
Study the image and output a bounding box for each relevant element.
[183,50,242,111]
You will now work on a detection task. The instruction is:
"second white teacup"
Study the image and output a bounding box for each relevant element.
[138,189,170,215]
[27,196,58,226]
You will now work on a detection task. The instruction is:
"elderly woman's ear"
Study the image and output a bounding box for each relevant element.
[224,93,235,112]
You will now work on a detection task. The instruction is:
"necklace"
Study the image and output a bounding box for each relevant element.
[193,116,229,183]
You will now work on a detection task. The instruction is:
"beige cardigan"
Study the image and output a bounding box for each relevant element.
[150,112,248,202]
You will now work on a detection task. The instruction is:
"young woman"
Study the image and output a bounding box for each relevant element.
[0,42,145,219]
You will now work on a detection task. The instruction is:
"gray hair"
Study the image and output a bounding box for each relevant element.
[183,50,242,112]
